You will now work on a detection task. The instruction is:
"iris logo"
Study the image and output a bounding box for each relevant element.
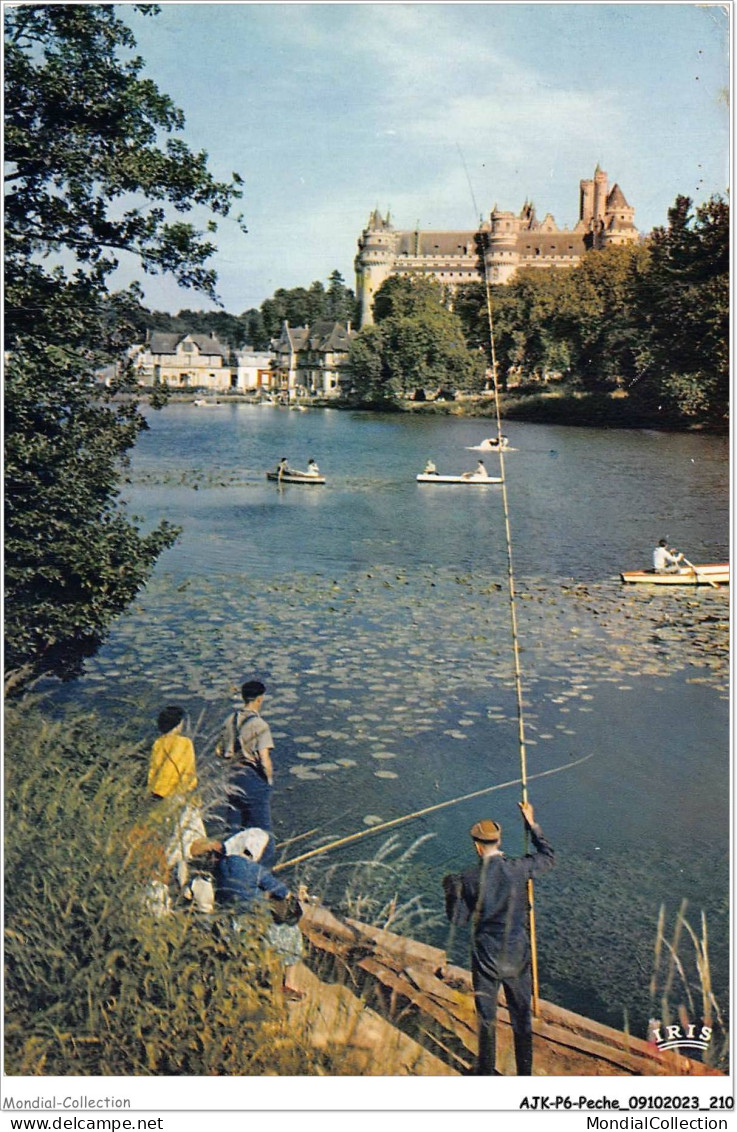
[647,1020,712,1053]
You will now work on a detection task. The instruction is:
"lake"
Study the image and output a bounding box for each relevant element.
[47,403,730,1039]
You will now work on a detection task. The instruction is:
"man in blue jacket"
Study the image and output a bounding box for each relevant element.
[443,801,554,1076]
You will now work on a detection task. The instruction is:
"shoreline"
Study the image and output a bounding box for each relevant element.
[135,389,728,435]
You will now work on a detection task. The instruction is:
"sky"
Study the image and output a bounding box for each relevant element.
[115,1,730,315]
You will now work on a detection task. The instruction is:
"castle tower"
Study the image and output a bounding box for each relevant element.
[593,164,608,226]
[601,184,637,246]
[484,205,521,284]
[579,177,595,225]
[355,210,397,326]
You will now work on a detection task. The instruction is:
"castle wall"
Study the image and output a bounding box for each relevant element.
[355,169,637,326]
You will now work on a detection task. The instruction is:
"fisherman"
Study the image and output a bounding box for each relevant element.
[306,458,320,476]
[442,801,554,1076]
[653,538,684,574]
[190,829,306,999]
[423,458,438,475]
[147,704,208,904]
[217,680,276,866]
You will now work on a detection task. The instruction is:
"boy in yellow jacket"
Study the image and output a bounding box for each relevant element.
[148,705,207,899]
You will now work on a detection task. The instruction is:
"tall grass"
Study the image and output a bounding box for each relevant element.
[649,901,729,1070]
[298,832,445,938]
[4,697,335,1075]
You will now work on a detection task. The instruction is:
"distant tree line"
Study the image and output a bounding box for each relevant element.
[345,193,727,425]
[346,275,486,405]
[126,269,359,352]
[453,194,728,425]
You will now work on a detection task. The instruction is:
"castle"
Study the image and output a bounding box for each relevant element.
[355,166,637,325]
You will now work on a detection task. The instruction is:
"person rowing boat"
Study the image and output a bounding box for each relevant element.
[653,538,684,574]
[462,459,489,480]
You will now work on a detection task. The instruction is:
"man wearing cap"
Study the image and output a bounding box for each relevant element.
[442,801,554,1076]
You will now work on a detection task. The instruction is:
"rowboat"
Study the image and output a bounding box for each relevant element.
[621,563,729,586]
[266,469,326,485]
[466,437,515,452]
[417,473,502,484]
[288,903,724,1077]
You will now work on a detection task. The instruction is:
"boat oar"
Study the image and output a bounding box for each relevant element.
[681,555,719,589]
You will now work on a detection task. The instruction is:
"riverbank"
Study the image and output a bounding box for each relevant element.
[143,389,727,433]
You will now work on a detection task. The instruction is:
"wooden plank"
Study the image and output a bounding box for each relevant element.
[345,917,446,970]
[358,957,478,1055]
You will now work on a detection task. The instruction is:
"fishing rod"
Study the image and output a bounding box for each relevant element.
[273,753,592,873]
[454,153,544,1013]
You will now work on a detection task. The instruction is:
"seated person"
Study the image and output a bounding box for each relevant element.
[191,829,305,998]
[653,538,684,573]
[463,460,489,480]
[306,458,320,476]
[423,459,438,475]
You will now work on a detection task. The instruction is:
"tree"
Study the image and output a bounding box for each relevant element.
[347,275,485,404]
[325,269,359,325]
[5,4,245,682]
[630,195,729,421]
[258,273,357,339]
[555,243,650,391]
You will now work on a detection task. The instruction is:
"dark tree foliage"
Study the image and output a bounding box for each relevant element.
[5,4,245,682]
[259,273,359,339]
[348,275,485,405]
[629,195,729,422]
[239,308,270,351]
[454,197,728,424]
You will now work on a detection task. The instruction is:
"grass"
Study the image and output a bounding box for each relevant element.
[649,901,729,1070]
[4,695,337,1075]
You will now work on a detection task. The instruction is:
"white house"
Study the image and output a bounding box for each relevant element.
[131,332,232,390]
[233,349,274,393]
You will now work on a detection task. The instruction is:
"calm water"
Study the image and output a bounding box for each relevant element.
[49,405,730,1037]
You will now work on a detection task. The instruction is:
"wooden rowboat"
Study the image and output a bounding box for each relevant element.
[266,469,326,485]
[290,903,724,1077]
[621,563,729,586]
[416,473,502,485]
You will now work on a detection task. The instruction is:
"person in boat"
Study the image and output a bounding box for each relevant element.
[442,802,554,1076]
[306,458,320,476]
[276,456,290,480]
[423,458,438,475]
[189,830,306,999]
[653,538,684,574]
[216,680,276,867]
[462,459,489,480]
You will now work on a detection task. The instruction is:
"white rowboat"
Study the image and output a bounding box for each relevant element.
[267,469,326,485]
[416,473,502,485]
[621,563,729,586]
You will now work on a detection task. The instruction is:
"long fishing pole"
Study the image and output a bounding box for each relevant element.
[273,753,592,873]
[476,209,542,1013]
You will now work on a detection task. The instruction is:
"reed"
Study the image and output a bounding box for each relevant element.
[298,832,445,938]
[4,696,337,1075]
[649,902,728,1070]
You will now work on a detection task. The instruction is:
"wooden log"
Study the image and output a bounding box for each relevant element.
[345,917,447,971]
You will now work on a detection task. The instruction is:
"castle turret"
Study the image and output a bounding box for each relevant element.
[593,164,608,226]
[355,210,397,326]
[484,205,521,284]
[579,178,595,225]
[601,184,637,246]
